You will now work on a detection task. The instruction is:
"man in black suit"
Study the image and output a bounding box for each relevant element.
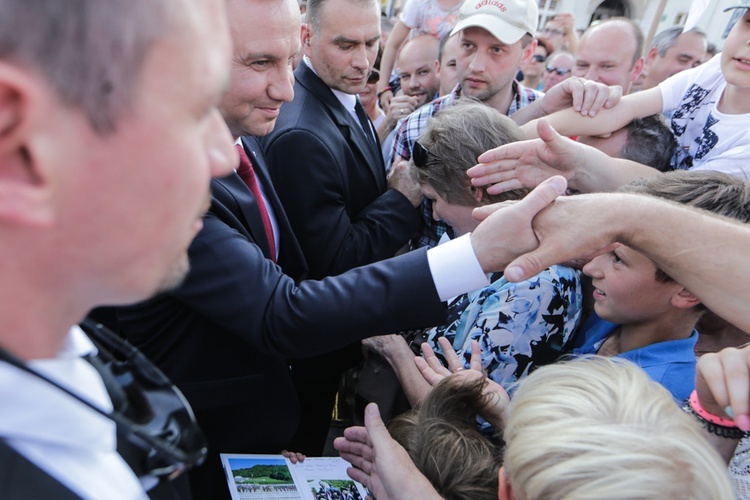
[113,0,509,497]
[0,0,238,497]
[260,0,424,454]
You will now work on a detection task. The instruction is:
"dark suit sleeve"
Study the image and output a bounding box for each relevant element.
[172,211,445,359]
[265,128,422,278]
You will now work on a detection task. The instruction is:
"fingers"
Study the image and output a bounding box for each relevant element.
[420,341,452,377]
[697,348,750,430]
[498,176,568,282]
[468,339,483,372]
[414,356,445,386]
[281,450,306,464]
[603,85,623,109]
[536,118,563,146]
[437,336,465,372]
[472,199,518,221]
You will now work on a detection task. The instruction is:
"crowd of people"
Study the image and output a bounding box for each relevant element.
[3,0,750,498]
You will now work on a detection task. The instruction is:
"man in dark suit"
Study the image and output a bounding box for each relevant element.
[260,0,424,454]
[112,0,504,497]
[0,0,238,497]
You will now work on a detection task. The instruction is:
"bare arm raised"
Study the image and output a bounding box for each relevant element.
[519,86,663,139]
[473,187,750,334]
[468,120,659,194]
[511,77,623,125]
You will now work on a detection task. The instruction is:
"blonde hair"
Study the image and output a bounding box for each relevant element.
[504,357,735,499]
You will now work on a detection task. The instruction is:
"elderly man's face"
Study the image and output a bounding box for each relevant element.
[58,0,236,303]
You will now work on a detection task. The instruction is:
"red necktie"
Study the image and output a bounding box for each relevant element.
[235,144,277,262]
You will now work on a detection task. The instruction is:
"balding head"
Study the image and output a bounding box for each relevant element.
[396,35,441,107]
[574,18,644,93]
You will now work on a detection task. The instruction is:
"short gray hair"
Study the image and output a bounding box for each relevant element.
[651,26,706,58]
[307,0,379,34]
[0,0,171,134]
[411,99,527,205]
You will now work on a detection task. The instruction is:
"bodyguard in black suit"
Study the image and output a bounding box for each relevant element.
[260,0,425,454]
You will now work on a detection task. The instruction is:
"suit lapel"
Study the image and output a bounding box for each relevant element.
[295,64,387,192]
[241,136,309,280]
[216,169,274,260]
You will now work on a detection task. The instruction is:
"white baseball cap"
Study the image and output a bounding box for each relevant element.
[725,0,750,11]
[451,0,539,45]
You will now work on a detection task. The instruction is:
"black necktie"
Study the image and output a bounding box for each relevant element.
[354,98,376,147]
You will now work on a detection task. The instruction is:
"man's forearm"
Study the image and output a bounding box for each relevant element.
[605,195,750,332]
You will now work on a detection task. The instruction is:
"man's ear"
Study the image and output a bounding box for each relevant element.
[671,286,701,310]
[646,47,659,66]
[301,23,313,56]
[631,56,645,83]
[434,59,440,78]
[471,185,484,204]
[497,466,515,500]
[519,38,537,66]
[0,62,54,227]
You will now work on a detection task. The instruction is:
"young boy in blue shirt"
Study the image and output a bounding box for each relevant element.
[571,171,750,401]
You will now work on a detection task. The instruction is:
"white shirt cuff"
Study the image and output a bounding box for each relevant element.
[426,233,490,302]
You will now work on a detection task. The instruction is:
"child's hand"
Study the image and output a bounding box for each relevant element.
[281,450,306,464]
[696,345,750,431]
[416,339,509,428]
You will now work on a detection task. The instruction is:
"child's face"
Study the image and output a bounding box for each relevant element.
[721,10,750,89]
[582,245,682,324]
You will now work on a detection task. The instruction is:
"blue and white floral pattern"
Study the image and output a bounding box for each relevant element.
[426,265,582,391]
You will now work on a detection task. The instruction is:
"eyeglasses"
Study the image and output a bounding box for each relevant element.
[412,140,433,169]
[531,54,547,63]
[545,66,572,76]
[541,27,564,37]
[367,69,380,84]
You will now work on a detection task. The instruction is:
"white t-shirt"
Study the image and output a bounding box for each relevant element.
[659,53,750,179]
[399,0,460,39]
[0,327,147,499]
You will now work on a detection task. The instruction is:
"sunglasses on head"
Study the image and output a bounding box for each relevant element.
[412,140,433,169]
[546,66,572,76]
[531,54,547,63]
[367,69,380,84]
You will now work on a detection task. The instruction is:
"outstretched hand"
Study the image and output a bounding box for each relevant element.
[415,338,509,428]
[472,179,623,281]
[468,120,583,196]
[333,403,440,500]
[469,175,568,277]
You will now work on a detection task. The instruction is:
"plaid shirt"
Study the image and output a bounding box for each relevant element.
[392,82,543,249]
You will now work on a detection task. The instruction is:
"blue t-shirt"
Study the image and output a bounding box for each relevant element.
[572,313,697,401]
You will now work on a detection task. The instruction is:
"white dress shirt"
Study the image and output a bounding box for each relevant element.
[0,327,147,499]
